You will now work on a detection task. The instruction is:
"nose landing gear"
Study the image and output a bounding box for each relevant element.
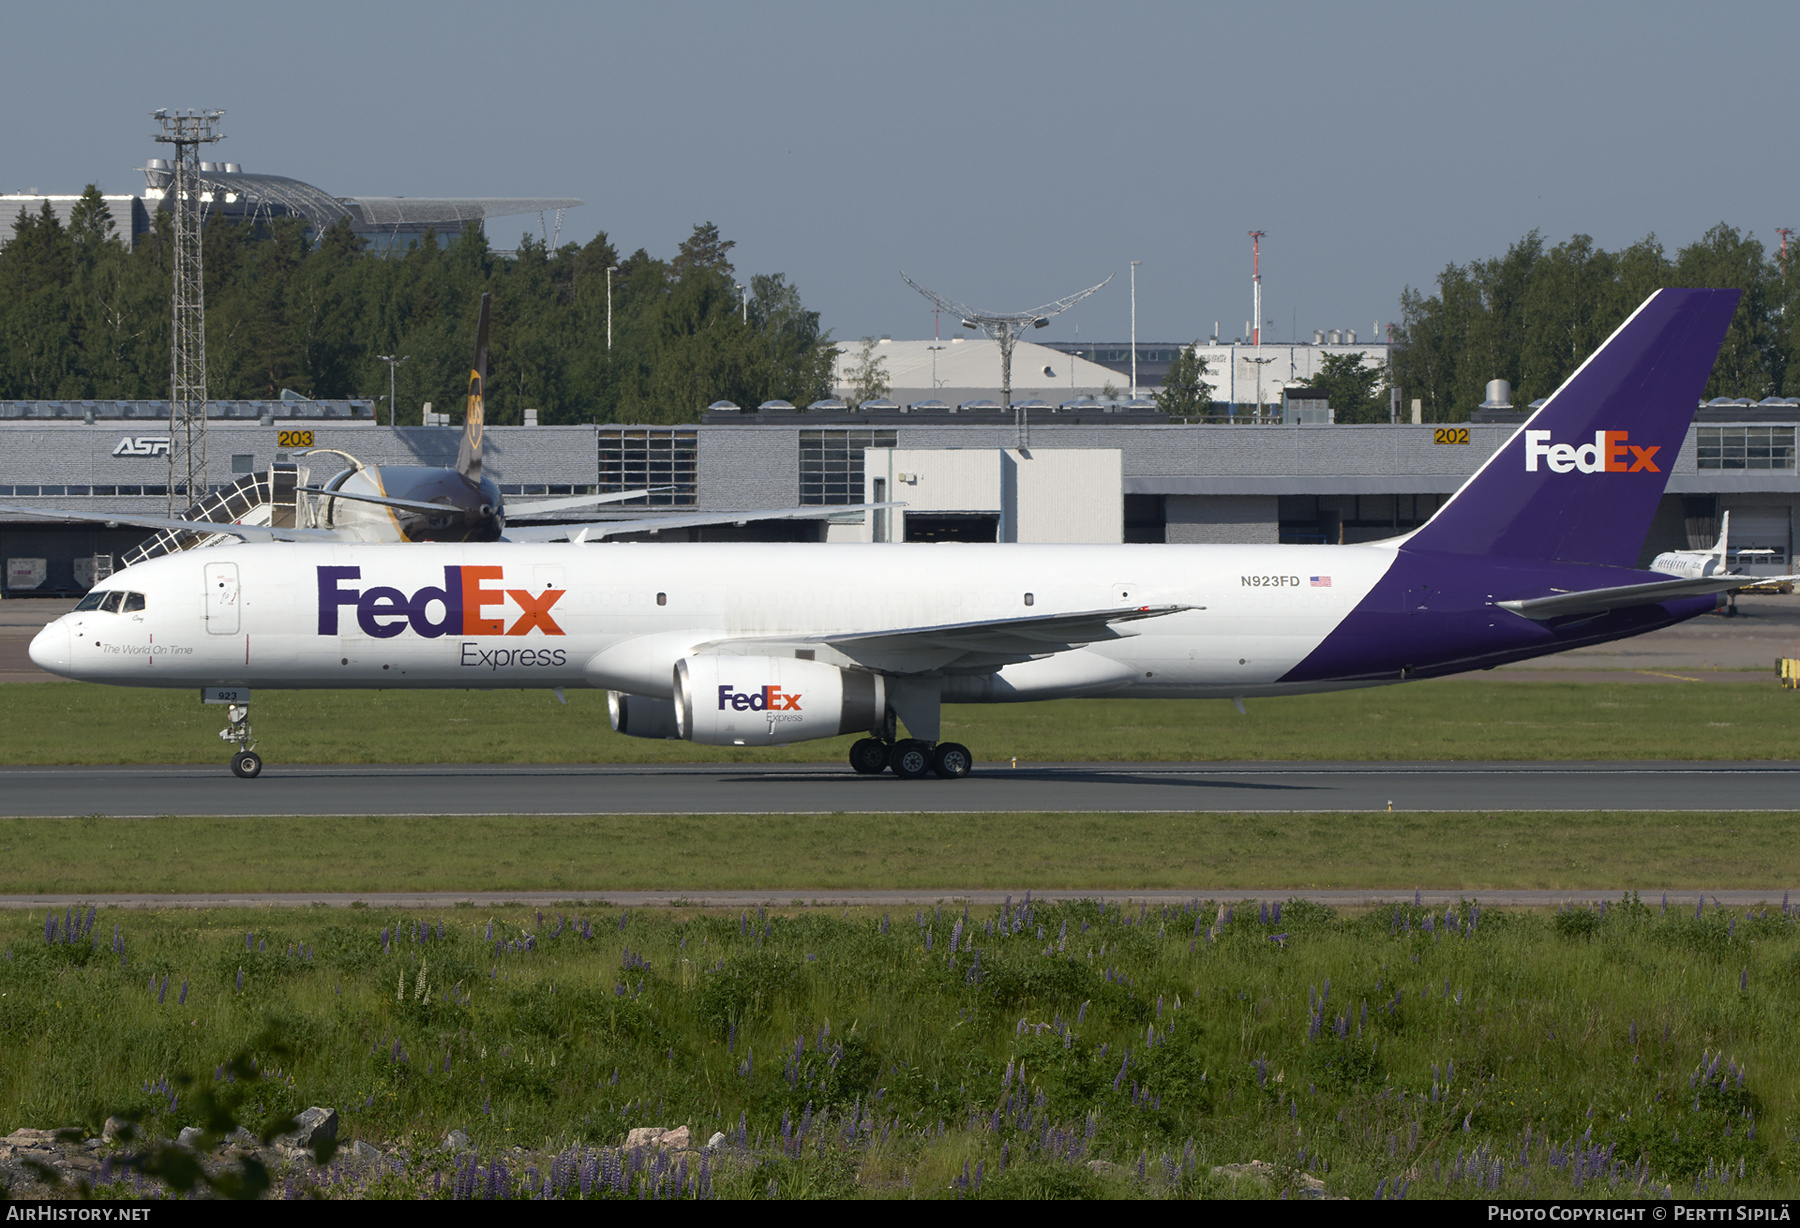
[219,703,262,778]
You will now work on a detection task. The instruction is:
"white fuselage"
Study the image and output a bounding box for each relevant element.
[31,541,1398,702]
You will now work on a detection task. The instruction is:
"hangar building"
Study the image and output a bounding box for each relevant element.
[0,397,1791,598]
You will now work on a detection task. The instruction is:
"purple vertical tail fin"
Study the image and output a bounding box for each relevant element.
[1405,289,1739,567]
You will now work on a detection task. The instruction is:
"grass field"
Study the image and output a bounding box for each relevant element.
[1,898,1791,1199]
[1,678,1797,766]
[3,811,1799,895]
[6,678,1794,1200]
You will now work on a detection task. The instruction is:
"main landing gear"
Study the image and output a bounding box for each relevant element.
[847,737,973,780]
[219,703,262,779]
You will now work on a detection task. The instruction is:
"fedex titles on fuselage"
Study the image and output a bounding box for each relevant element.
[1524,429,1660,474]
[319,566,566,670]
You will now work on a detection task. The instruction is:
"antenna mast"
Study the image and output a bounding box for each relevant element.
[153,108,224,514]
[1779,228,1794,274]
[1248,231,1265,347]
[900,271,1112,447]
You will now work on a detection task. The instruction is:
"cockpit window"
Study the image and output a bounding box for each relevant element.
[122,592,146,613]
[74,592,106,612]
[100,592,125,614]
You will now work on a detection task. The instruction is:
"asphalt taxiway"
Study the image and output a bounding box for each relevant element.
[2,759,1796,816]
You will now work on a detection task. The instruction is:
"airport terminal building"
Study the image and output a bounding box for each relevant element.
[0,397,1793,597]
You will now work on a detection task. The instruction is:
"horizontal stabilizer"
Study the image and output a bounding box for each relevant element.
[0,502,336,543]
[502,502,905,542]
[1497,573,1793,620]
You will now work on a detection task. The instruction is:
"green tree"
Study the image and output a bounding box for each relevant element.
[1299,352,1387,423]
[0,201,79,397]
[842,337,889,406]
[1391,226,1787,419]
[1153,343,1212,416]
[1674,223,1777,398]
[0,208,838,422]
[671,221,736,281]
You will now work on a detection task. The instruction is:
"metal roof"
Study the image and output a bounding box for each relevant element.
[176,169,580,233]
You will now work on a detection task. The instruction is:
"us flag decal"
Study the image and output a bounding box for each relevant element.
[1310,576,1332,587]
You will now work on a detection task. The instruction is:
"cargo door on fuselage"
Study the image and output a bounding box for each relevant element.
[203,562,241,635]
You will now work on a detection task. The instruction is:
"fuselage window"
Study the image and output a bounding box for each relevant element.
[1024,592,1035,607]
[74,592,106,612]
[657,592,667,606]
[100,592,125,614]
[123,592,146,613]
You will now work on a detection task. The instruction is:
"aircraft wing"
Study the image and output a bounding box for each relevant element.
[1497,573,1799,620]
[0,502,337,543]
[697,604,1196,673]
[502,502,905,542]
[506,489,674,517]
[298,486,472,515]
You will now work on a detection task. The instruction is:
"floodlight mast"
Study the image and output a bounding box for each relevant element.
[153,108,224,514]
[901,271,1112,447]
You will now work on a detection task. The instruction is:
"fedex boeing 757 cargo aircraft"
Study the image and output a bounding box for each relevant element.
[28,289,1764,779]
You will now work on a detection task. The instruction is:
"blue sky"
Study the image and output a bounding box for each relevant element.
[4,1,1793,345]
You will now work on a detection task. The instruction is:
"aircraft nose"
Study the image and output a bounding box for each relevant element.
[28,620,71,676]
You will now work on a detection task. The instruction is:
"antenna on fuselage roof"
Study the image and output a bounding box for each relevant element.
[455,293,490,483]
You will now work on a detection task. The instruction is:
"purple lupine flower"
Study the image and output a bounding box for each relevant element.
[245,931,253,951]
[43,913,53,945]
[1741,967,1748,991]
[179,980,188,1005]
[235,967,244,991]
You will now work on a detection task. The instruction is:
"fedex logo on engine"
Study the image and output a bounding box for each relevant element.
[317,566,564,639]
[717,684,802,712]
[1524,430,1660,474]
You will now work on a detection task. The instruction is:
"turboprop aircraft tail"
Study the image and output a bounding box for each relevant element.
[454,293,490,483]
[1405,288,1740,567]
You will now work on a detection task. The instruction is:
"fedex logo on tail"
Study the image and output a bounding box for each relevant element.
[717,684,802,712]
[317,566,564,639]
[1524,430,1660,474]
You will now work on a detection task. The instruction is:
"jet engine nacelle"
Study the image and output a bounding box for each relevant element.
[674,656,885,747]
[607,691,682,740]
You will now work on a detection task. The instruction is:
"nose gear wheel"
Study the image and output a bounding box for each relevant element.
[218,702,263,779]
